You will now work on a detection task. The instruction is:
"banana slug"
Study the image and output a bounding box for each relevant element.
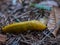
[2,20,46,33]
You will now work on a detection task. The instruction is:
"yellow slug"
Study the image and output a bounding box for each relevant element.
[2,20,46,33]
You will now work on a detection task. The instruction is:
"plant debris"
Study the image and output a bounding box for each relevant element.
[0,0,60,45]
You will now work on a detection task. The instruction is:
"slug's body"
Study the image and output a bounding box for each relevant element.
[2,20,46,33]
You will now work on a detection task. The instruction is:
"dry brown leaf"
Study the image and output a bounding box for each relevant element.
[0,34,7,43]
[47,7,60,37]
